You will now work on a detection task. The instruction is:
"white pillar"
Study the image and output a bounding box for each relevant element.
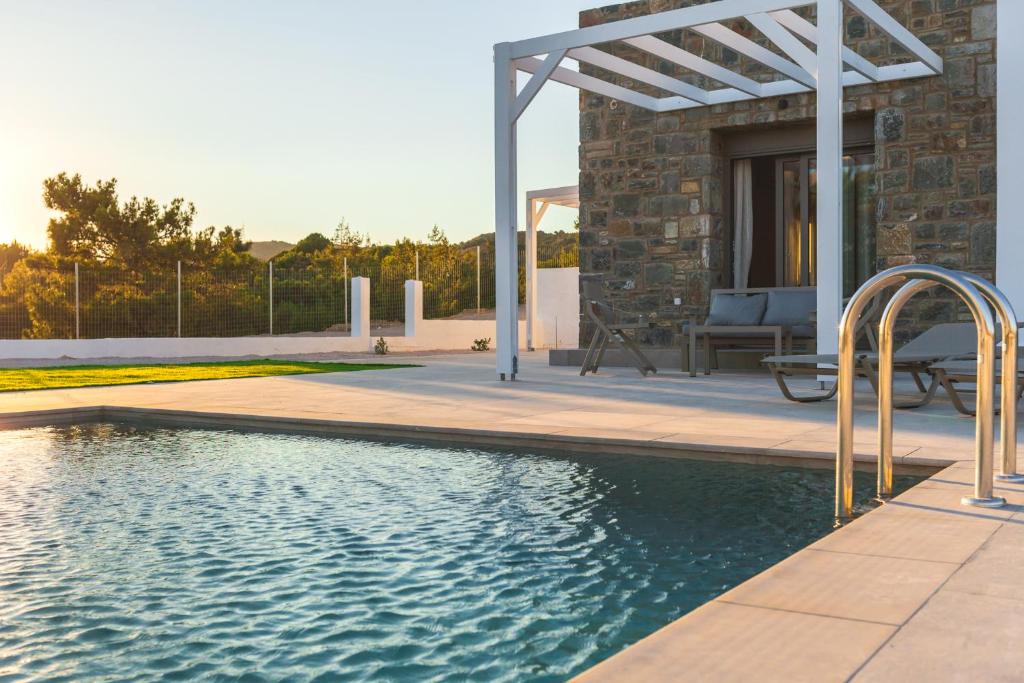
[404,280,423,338]
[816,0,844,358]
[351,276,370,343]
[494,43,519,380]
[997,2,1024,309]
[525,197,548,351]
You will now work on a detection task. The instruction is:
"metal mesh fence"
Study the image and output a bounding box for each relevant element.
[0,267,75,339]
[182,268,269,337]
[271,267,347,335]
[0,245,578,340]
[350,261,409,327]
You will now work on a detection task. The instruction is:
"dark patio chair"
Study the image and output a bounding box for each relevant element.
[579,280,657,377]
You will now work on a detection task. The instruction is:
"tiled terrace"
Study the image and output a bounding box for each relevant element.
[1,351,1021,681]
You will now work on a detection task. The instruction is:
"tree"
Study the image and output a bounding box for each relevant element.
[333,218,368,252]
[0,242,31,275]
[44,173,199,273]
[295,232,332,254]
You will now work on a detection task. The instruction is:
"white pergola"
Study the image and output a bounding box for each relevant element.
[493,0,943,381]
[525,185,579,351]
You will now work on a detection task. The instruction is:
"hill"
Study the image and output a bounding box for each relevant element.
[249,240,294,261]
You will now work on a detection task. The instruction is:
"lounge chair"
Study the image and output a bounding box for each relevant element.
[763,322,978,406]
[682,287,817,377]
[929,357,1024,416]
[580,280,657,377]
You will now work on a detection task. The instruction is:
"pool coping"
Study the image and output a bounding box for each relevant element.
[0,405,944,476]
[4,405,1018,680]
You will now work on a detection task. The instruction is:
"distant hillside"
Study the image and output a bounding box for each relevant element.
[249,240,294,261]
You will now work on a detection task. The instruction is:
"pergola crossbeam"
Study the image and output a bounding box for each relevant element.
[769,9,879,81]
[846,0,942,74]
[693,21,817,88]
[567,46,709,104]
[623,35,763,96]
[745,13,819,77]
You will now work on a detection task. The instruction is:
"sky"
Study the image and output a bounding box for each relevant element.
[0,0,594,250]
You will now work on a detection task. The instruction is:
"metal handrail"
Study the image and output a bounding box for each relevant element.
[836,265,1012,520]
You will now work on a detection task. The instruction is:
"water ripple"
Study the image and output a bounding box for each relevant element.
[0,423,909,682]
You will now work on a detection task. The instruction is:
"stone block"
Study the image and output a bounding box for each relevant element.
[645,262,675,286]
[971,222,996,263]
[912,156,955,190]
[971,5,996,40]
[615,240,647,260]
[612,194,641,217]
[876,109,905,143]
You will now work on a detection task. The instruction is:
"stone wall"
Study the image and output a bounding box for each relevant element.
[578,0,997,345]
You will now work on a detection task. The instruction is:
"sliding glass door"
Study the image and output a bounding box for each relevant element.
[769,150,876,294]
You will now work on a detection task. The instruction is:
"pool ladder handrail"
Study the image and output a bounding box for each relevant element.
[836,264,1021,521]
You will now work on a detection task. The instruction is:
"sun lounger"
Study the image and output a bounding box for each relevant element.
[763,322,978,406]
[929,357,1024,416]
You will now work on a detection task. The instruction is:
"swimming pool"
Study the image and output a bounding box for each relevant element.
[0,423,915,681]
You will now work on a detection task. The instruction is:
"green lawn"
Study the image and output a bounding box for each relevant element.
[0,359,417,392]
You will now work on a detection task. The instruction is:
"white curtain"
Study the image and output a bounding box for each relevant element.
[733,159,754,289]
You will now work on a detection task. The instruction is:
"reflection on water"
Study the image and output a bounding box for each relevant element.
[0,424,912,681]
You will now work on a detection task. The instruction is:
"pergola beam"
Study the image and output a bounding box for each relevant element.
[515,56,662,111]
[768,9,879,81]
[692,21,817,88]
[508,0,812,60]
[623,35,763,96]
[568,46,708,104]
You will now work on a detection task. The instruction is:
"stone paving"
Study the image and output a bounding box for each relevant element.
[1,350,1020,681]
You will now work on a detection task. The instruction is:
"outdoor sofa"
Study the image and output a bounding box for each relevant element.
[682,287,816,377]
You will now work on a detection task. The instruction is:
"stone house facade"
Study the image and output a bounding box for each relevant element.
[577,0,996,346]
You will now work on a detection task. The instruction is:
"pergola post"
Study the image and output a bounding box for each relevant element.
[816,0,843,360]
[494,43,519,380]
[525,196,548,350]
[997,1,1024,311]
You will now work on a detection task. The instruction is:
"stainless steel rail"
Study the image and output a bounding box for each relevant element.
[836,265,1014,520]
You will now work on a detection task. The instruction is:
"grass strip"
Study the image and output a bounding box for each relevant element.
[0,359,417,392]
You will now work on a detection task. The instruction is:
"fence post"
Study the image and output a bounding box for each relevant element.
[344,256,349,328]
[268,261,274,335]
[476,246,481,314]
[74,262,80,340]
[404,280,423,338]
[176,260,182,338]
[351,276,371,346]
[415,252,420,281]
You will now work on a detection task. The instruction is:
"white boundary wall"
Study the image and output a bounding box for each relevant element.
[0,269,580,359]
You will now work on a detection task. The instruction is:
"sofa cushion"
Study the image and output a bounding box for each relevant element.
[763,289,816,328]
[705,293,767,326]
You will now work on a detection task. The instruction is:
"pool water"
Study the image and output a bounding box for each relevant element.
[0,424,915,681]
